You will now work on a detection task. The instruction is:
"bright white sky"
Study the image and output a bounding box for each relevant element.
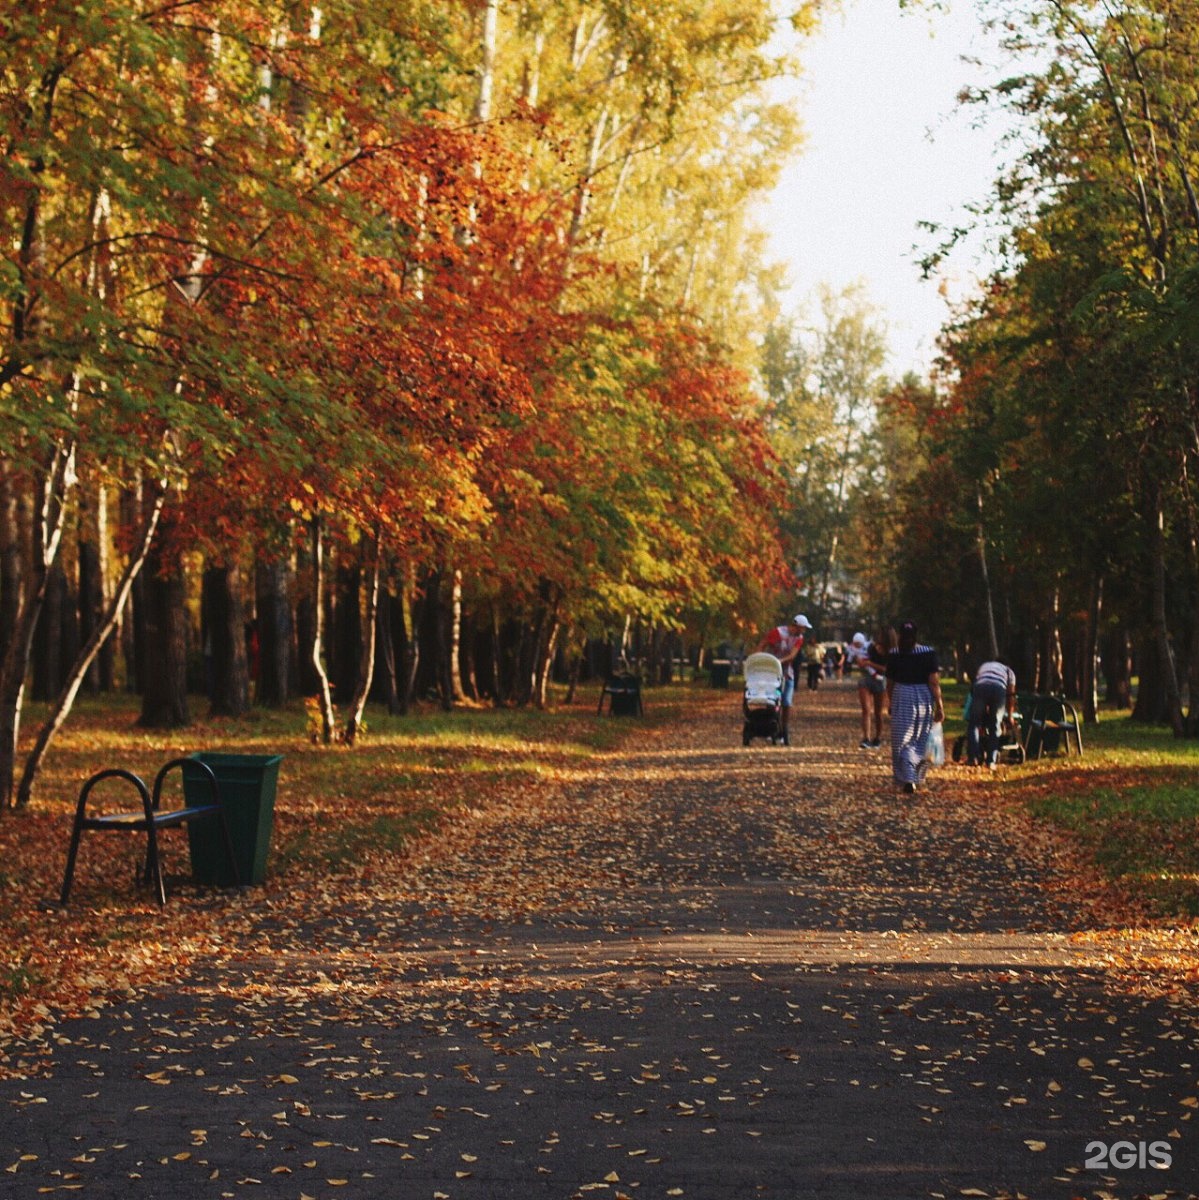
[764,0,1014,378]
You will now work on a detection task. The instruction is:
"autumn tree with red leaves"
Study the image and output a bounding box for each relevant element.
[2,0,814,804]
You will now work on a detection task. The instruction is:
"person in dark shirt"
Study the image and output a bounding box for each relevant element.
[886,620,945,794]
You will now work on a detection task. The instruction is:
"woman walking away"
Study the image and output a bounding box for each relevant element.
[886,621,945,794]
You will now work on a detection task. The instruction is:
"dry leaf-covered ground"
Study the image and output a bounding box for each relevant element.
[3,681,1199,1199]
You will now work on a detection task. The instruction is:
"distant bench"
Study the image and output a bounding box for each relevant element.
[598,673,643,717]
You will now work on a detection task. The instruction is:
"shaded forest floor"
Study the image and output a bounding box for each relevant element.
[3,681,1199,1198]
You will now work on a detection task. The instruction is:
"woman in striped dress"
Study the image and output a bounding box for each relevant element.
[886,621,945,794]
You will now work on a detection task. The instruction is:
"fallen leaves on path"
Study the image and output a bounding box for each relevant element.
[5,685,1199,1065]
[5,685,1199,1199]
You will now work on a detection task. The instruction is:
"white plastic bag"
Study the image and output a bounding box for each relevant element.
[927,721,945,767]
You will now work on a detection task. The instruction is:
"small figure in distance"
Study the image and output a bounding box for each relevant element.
[756,614,812,746]
[805,638,823,691]
[823,641,841,680]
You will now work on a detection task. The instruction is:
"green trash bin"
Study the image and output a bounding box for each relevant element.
[710,660,731,689]
[184,753,282,886]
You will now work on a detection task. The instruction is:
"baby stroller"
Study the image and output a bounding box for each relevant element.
[742,652,786,746]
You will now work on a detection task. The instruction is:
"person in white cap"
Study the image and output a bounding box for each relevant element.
[755,614,812,745]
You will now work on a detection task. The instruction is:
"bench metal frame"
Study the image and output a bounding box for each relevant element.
[598,673,643,716]
[1026,695,1083,759]
[59,757,240,906]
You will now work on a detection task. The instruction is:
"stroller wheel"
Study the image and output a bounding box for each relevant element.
[742,727,752,747]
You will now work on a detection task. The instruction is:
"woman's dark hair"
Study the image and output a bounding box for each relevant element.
[898,620,918,650]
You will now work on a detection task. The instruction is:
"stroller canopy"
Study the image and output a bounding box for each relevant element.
[743,653,784,711]
[743,652,784,688]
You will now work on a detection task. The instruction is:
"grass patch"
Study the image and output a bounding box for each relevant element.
[1027,781,1199,915]
[275,807,447,873]
[940,680,970,741]
[0,963,45,1000]
[940,681,1199,917]
[998,702,1199,917]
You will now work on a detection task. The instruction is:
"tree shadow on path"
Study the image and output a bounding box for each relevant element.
[3,683,1198,1199]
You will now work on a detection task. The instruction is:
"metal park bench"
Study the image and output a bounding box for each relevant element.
[1025,694,1084,760]
[59,757,240,907]
[598,672,644,716]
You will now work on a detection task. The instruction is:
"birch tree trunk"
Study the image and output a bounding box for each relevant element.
[977,486,1000,660]
[0,51,79,807]
[491,606,507,703]
[1149,489,1185,733]
[344,533,383,745]
[78,480,114,692]
[16,485,166,806]
[372,575,401,714]
[398,562,421,714]
[474,0,500,124]
[1062,6,1188,727]
[534,617,561,709]
[309,517,337,743]
[0,443,76,808]
[449,569,466,703]
[0,464,23,675]
[433,571,455,712]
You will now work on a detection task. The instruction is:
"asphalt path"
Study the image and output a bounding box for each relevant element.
[4,681,1199,1200]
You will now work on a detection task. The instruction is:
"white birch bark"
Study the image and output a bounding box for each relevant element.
[475,0,501,123]
[309,517,337,743]
[17,484,168,806]
[344,532,383,744]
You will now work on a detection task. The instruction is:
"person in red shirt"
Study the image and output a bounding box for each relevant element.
[756,614,812,745]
